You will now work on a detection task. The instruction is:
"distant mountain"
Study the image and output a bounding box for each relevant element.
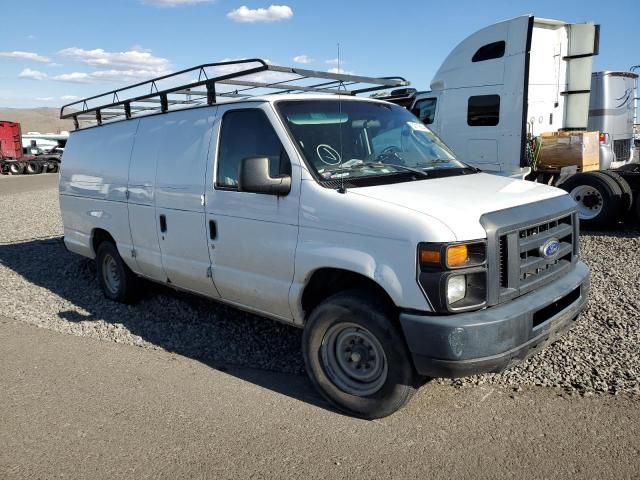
[0,108,75,134]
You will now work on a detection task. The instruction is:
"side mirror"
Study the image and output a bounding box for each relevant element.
[238,156,291,196]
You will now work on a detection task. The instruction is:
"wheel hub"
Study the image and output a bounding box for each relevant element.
[321,323,388,396]
[570,185,604,220]
[102,253,121,294]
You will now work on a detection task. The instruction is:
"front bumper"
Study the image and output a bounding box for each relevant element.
[400,261,590,378]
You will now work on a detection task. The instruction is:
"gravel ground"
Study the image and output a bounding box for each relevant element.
[0,178,639,396]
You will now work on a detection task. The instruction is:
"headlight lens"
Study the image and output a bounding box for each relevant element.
[447,275,467,304]
[417,240,488,312]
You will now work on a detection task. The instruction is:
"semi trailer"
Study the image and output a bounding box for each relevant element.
[0,121,61,175]
[383,16,640,228]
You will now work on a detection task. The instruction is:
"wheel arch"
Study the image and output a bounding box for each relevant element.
[91,228,116,257]
[297,267,399,326]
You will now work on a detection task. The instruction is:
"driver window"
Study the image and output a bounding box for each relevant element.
[216,109,289,189]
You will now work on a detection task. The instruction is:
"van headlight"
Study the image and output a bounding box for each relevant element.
[417,241,487,313]
[447,275,467,304]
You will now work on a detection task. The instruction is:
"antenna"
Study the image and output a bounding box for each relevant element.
[337,42,346,194]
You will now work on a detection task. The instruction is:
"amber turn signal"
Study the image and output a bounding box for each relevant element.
[446,244,469,267]
[419,248,441,266]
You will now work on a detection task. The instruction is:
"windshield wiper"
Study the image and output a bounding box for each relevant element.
[352,162,430,179]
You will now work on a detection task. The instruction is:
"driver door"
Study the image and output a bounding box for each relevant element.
[204,104,301,321]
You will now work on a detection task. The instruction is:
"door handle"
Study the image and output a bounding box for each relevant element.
[209,220,217,240]
[159,214,167,233]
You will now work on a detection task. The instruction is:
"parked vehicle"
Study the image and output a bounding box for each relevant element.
[0,121,62,175]
[588,71,638,168]
[384,16,640,229]
[59,60,590,418]
[22,131,68,155]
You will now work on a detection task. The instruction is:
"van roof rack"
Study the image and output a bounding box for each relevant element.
[60,59,409,130]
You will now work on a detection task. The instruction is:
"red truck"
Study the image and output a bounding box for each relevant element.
[0,120,61,175]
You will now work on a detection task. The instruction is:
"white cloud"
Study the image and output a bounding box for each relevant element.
[35,96,54,101]
[58,47,170,74]
[19,68,48,80]
[61,95,80,101]
[52,72,92,83]
[142,0,213,6]
[0,51,51,63]
[52,68,170,84]
[49,47,172,84]
[325,58,347,66]
[328,67,354,75]
[227,5,293,23]
[293,55,312,64]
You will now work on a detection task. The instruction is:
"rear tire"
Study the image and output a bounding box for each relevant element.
[25,160,42,175]
[635,192,640,225]
[560,172,623,229]
[8,162,24,175]
[597,171,633,213]
[95,241,139,304]
[302,290,417,419]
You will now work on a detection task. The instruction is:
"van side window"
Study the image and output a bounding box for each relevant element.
[467,95,500,126]
[412,98,437,125]
[472,41,506,62]
[216,109,289,189]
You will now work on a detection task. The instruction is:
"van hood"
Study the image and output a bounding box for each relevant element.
[350,173,568,240]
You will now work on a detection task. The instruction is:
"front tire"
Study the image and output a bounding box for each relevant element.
[302,290,417,419]
[96,241,139,304]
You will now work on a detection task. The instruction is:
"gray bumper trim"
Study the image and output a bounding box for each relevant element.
[400,261,590,378]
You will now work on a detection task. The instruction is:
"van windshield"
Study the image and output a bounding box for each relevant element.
[276,99,468,184]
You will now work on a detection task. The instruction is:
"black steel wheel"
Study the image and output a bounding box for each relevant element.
[95,241,139,304]
[302,290,418,419]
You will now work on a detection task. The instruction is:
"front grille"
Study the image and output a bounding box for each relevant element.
[496,214,576,302]
[613,139,632,162]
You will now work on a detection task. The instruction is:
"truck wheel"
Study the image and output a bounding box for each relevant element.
[96,241,139,304]
[560,172,622,229]
[48,163,59,173]
[25,160,42,174]
[635,192,640,225]
[8,162,24,175]
[302,290,417,419]
[597,171,633,212]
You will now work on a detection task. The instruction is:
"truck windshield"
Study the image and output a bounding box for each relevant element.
[276,99,467,184]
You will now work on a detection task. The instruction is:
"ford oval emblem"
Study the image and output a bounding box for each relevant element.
[540,238,560,259]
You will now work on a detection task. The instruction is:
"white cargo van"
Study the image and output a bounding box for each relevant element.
[59,60,590,418]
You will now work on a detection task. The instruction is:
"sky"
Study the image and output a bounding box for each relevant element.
[0,0,637,108]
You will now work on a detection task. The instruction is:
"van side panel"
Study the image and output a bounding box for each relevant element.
[59,121,139,261]
[154,107,220,297]
[127,115,165,281]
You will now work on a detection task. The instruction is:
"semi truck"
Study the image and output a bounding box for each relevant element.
[383,16,640,228]
[0,121,61,175]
